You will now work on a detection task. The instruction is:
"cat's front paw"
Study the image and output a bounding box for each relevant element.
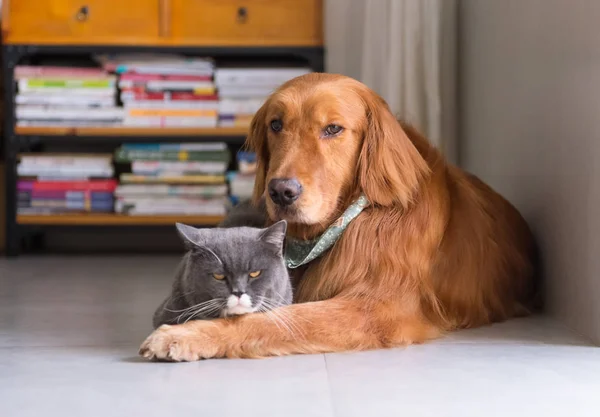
[139,323,218,362]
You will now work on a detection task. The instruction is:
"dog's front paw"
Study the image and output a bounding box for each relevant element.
[139,323,218,362]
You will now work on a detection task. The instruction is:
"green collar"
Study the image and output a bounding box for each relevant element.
[284,194,369,269]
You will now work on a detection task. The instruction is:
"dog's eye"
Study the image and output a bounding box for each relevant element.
[249,270,262,278]
[270,119,283,132]
[213,273,225,280]
[323,124,343,137]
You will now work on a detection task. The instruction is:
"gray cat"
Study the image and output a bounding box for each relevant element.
[152,220,292,328]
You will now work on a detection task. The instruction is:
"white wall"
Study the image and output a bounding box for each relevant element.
[459,0,600,342]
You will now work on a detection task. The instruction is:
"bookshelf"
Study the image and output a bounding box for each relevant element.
[15,126,250,137]
[2,1,324,256]
[17,213,225,226]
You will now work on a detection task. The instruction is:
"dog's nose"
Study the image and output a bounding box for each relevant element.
[268,178,303,206]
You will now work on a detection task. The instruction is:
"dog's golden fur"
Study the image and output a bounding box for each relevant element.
[140,74,537,361]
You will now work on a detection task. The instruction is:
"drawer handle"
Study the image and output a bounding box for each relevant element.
[237,7,248,23]
[75,6,89,22]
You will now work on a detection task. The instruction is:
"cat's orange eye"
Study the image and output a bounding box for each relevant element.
[249,270,262,278]
[213,273,225,280]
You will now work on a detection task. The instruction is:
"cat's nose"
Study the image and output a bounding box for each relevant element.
[231,291,244,298]
[268,178,303,207]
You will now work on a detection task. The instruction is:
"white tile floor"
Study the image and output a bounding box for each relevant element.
[1,256,599,417]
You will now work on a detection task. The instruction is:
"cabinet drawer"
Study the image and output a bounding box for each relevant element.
[169,0,323,46]
[3,0,160,45]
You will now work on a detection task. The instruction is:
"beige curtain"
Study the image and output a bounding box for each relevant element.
[325,0,457,162]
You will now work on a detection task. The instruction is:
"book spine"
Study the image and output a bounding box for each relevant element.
[215,69,310,85]
[115,149,230,163]
[122,116,217,128]
[120,90,219,101]
[120,142,226,152]
[120,73,212,82]
[115,184,228,197]
[123,101,219,110]
[30,180,118,192]
[19,78,115,89]
[131,160,227,174]
[119,80,214,91]
[119,174,226,184]
[126,108,217,117]
[17,106,125,121]
[30,190,114,200]
[15,66,107,78]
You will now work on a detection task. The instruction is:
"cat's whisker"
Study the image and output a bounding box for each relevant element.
[271,309,302,339]
[271,308,305,338]
[175,299,226,323]
[262,296,312,326]
[262,301,306,338]
[256,296,305,339]
[260,305,294,336]
[185,301,226,323]
[257,305,285,333]
[166,298,222,314]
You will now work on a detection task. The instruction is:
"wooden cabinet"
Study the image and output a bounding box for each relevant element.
[2,0,161,45]
[1,0,323,46]
[169,0,322,46]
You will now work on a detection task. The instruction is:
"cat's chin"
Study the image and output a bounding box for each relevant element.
[222,305,255,316]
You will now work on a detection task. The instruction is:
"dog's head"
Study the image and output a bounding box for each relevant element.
[246,73,429,236]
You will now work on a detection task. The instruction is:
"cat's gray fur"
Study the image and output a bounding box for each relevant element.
[152,218,291,328]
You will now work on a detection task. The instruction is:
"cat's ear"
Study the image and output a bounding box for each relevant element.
[176,223,222,263]
[176,223,204,247]
[259,220,287,256]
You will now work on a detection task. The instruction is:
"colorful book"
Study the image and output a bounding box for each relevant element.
[115,148,229,163]
[120,73,212,82]
[17,120,121,127]
[18,207,113,214]
[122,116,217,128]
[20,180,118,192]
[218,114,253,127]
[16,88,115,96]
[31,199,113,210]
[119,174,226,184]
[19,153,113,165]
[217,86,276,98]
[123,101,219,110]
[131,160,228,175]
[17,167,114,178]
[17,106,124,121]
[18,78,115,89]
[120,142,227,152]
[115,198,227,216]
[15,66,108,79]
[16,94,115,107]
[218,98,267,115]
[120,91,218,102]
[114,184,228,197]
[215,68,311,86]
[28,191,114,200]
[119,79,215,93]
[125,108,217,117]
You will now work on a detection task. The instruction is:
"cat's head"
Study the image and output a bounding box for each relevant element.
[176,221,288,317]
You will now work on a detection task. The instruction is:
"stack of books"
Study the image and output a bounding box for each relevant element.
[15,66,121,127]
[228,151,257,204]
[215,67,311,127]
[17,154,116,214]
[114,142,231,215]
[99,54,217,128]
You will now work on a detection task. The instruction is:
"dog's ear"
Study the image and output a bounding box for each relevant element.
[245,101,270,206]
[357,91,430,207]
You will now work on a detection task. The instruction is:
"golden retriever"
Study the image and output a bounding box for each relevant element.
[140,73,537,361]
